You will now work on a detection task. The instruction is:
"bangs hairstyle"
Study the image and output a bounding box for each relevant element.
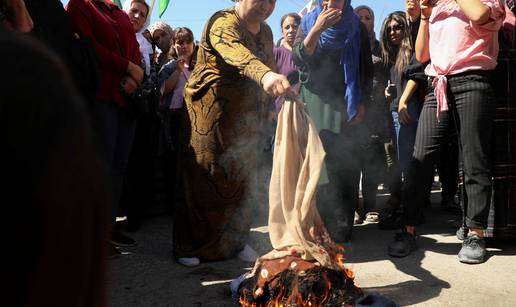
[280,13,301,29]
[173,27,194,44]
[379,11,412,78]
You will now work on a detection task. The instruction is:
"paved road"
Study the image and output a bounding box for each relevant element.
[111,193,516,307]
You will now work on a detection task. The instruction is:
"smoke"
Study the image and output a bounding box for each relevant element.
[216,107,274,230]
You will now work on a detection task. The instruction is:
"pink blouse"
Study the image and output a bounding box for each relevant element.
[425,0,506,117]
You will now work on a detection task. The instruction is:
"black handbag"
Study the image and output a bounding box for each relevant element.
[124,87,150,119]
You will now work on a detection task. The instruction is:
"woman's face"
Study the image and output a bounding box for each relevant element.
[387,19,404,46]
[174,39,194,59]
[357,9,373,37]
[128,2,148,33]
[239,0,276,24]
[322,0,345,10]
[281,16,299,48]
[152,29,172,52]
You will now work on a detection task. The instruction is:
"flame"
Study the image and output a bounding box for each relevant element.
[239,250,356,306]
[239,295,257,307]
[273,285,285,307]
[336,253,354,279]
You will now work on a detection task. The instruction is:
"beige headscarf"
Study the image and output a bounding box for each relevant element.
[260,98,342,271]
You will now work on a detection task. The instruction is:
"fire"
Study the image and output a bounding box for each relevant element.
[274,286,285,307]
[239,295,256,307]
[336,253,354,280]
[239,250,358,306]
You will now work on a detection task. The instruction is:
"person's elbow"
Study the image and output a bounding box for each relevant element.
[415,50,429,64]
[469,7,491,25]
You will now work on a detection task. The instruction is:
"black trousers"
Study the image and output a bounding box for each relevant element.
[402,72,494,229]
[318,128,361,239]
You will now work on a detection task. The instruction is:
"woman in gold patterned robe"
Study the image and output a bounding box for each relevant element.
[174,0,291,267]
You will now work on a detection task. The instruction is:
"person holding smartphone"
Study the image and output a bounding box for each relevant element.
[388,0,507,264]
[378,11,429,230]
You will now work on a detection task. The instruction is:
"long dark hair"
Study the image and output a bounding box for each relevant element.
[380,11,412,77]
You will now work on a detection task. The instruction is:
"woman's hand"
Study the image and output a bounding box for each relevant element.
[406,0,421,22]
[120,76,139,95]
[398,98,411,125]
[261,71,291,97]
[420,0,436,19]
[313,4,342,32]
[385,81,396,100]
[127,61,144,85]
[176,56,189,72]
[385,86,392,99]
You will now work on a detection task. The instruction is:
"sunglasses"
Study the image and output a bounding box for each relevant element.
[386,24,404,33]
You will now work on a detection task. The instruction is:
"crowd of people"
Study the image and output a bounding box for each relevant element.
[1,0,515,305]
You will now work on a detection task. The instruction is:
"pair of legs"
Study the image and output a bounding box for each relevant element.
[392,72,494,262]
[318,128,361,241]
[90,103,137,252]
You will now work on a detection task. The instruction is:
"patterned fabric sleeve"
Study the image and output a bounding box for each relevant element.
[209,14,271,84]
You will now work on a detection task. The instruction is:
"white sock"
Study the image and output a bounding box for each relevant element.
[178,257,200,267]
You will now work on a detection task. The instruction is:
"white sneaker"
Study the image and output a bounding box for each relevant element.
[178,257,200,267]
[237,244,259,262]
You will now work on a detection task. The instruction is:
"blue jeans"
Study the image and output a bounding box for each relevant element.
[91,102,136,222]
[391,99,421,172]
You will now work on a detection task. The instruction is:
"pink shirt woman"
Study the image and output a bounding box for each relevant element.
[387,0,508,264]
[424,0,506,115]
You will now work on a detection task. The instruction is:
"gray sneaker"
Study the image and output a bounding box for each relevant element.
[456,226,468,241]
[458,234,486,264]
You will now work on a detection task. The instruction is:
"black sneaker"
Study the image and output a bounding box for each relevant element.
[378,209,403,230]
[458,234,486,264]
[456,226,468,241]
[109,243,121,260]
[388,230,417,257]
[111,230,136,247]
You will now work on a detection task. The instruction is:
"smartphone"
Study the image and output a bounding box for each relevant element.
[428,0,440,5]
[387,80,397,97]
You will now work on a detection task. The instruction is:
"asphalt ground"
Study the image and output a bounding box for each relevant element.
[111,191,516,307]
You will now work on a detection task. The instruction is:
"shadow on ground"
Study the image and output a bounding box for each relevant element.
[111,193,516,306]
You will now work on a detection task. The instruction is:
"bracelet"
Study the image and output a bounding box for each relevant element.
[420,17,430,20]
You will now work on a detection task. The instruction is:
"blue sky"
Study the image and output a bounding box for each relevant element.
[60,0,404,41]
